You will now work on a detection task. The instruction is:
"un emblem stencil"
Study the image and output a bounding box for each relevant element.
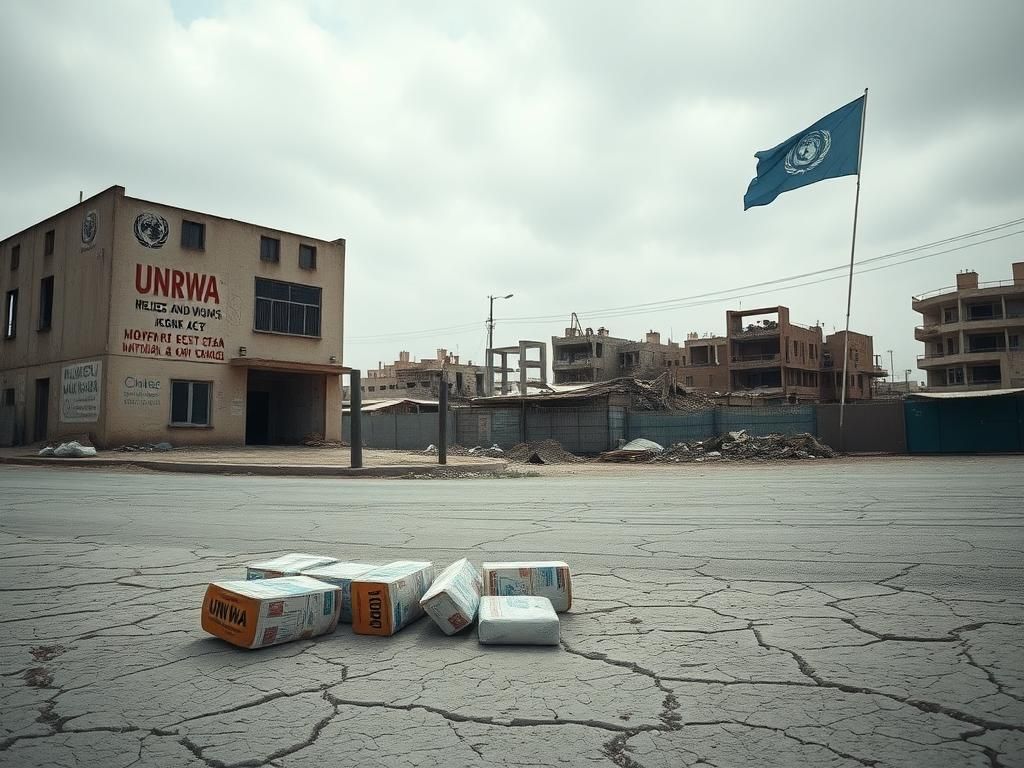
[133,212,169,249]
[784,130,831,175]
[81,210,97,246]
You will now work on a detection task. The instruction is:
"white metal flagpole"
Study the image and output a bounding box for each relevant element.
[839,88,869,441]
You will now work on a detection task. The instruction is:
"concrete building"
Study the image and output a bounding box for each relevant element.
[487,340,547,396]
[727,306,823,402]
[551,326,681,385]
[0,185,346,447]
[357,349,485,401]
[821,331,887,401]
[675,333,729,391]
[914,263,1024,391]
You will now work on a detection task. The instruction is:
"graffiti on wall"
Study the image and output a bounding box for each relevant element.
[61,361,102,423]
[121,264,227,362]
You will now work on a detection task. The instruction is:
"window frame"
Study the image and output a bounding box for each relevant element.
[168,380,212,427]
[181,220,206,251]
[299,243,317,270]
[253,277,322,338]
[260,235,281,264]
[38,276,54,332]
[4,289,18,339]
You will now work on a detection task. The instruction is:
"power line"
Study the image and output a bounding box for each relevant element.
[499,217,1024,323]
[344,217,1022,344]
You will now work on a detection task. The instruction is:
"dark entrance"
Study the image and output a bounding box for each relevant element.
[245,370,325,445]
[33,378,49,442]
[245,391,270,445]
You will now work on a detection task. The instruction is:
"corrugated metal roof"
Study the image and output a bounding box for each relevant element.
[908,388,1024,399]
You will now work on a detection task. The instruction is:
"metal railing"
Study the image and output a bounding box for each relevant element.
[730,353,781,363]
[913,279,1021,302]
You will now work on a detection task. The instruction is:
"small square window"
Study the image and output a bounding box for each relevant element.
[260,236,280,263]
[299,244,317,270]
[44,230,55,256]
[181,220,205,250]
[10,244,20,271]
[170,380,211,426]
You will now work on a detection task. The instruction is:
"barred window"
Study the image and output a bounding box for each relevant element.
[254,278,321,337]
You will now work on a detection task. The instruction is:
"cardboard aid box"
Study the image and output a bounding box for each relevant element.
[246,553,338,580]
[201,576,341,649]
[299,562,376,623]
[482,561,573,612]
[419,559,482,635]
[351,561,435,636]
[478,596,560,646]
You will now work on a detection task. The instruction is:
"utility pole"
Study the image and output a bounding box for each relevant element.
[904,368,912,392]
[887,349,894,382]
[486,293,514,395]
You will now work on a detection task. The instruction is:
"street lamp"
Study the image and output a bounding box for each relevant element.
[486,293,514,395]
[886,349,894,382]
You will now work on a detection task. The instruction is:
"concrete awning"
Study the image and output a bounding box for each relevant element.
[229,357,350,375]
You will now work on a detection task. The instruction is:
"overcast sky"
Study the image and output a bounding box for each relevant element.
[2,0,1022,382]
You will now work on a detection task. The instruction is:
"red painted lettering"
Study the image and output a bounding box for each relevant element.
[171,269,185,299]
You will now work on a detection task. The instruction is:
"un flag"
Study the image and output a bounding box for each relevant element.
[743,96,865,210]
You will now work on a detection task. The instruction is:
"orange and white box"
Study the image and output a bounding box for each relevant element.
[246,553,338,580]
[300,562,377,623]
[482,561,573,612]
[351,561,435,636]
[420,559,482,635]
[201,576,341,649]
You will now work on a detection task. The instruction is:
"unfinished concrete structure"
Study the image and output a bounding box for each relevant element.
[726,306,823,402]
[356,349,485,401]
[487,340,547,396]
[675,333,729,391]
[821,330,887,401]
[551,326,681,385]
[914,262,1024,391]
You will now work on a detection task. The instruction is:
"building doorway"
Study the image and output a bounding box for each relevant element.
[245,370,325,445]
[246,391,270,445]
[33,378,49,442]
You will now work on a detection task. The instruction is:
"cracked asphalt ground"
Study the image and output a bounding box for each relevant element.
[1,456,1022,768]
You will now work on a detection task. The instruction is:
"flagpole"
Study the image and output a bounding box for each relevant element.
[839,88,868,444]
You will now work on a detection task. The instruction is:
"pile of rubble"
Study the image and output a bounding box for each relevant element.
[303,433,348,448]
[655,431,838,462]
[114,442,173,453]
[506,439,585,464]
[442,444,506,458]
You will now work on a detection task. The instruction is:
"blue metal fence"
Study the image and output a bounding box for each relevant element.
[626,406,816,445]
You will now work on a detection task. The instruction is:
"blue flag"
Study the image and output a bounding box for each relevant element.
[743,95,864,210]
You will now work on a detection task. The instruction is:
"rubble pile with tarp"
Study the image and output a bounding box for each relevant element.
[199,554,573,649]
[444,444,505,458]
[598,438,665,462]
[654,430,838,462]
[506,439,584,464]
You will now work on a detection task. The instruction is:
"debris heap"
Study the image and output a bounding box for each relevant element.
[655,431,838,462]
[506,439,584,464]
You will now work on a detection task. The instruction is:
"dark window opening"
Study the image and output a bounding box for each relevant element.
[10,244,20,271]
[4,289,18,339]
[2,388,14,406]
[260,236,280,263]
[44,230,55,256]
[38,276,54,331]
[299,244,317,270]
[170,380,211,426]
[181,220,206,250]
[254,278,322,337]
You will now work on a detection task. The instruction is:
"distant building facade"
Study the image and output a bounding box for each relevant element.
[356,349,485,401]
[551,326,681,385]
[0,185,346,447]
[914,262,1024,391]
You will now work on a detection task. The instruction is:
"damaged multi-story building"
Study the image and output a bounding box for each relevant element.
[551,324,682,385]
[357,349,486,401]
[914,262,1024,391]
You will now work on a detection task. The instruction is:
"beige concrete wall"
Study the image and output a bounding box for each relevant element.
[2,187,344,445]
